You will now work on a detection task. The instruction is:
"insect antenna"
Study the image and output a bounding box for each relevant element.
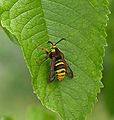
[48,41,53,45]
[55,38,66,45]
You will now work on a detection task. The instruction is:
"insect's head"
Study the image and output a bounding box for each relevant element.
[48,38,66,49]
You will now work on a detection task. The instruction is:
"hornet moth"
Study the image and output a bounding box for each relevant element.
[35,38,73,82]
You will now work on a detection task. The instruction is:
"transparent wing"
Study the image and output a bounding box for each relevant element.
[60,53,73,78]
[48,57,56,82]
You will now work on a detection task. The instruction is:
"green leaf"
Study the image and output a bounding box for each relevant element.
[0,116,13,120]
[0,0,109,120]
[103,0,114,115]
[26,105,57,120]
[0,24,19,45]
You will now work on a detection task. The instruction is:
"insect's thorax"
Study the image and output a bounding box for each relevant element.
[49,46,61,59]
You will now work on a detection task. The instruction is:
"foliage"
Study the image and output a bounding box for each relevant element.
[0,0,109,119]
[0,116,13,120]
[0,23,19,45]
[27,106,57,120]
[103,0,114,115]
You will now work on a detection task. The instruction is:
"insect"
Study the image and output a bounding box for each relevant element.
[35,38,73,82]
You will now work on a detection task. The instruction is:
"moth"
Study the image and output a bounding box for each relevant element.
[36,38,73,82]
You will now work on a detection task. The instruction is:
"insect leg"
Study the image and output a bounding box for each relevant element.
[34,43,49,53]
[36,53,50,63]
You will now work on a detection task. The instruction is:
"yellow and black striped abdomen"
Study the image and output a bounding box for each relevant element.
[55,59,66,81]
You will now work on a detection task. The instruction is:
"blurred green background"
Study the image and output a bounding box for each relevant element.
[0,0,114,120]
[0,25,38,120]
